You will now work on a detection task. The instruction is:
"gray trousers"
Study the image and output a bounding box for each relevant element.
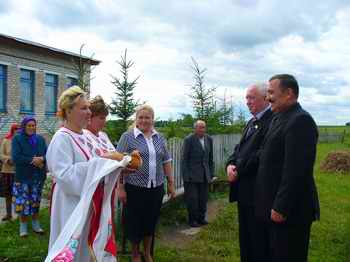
[184,182,209,223]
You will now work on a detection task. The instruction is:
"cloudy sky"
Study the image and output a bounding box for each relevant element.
[1,0,350,124]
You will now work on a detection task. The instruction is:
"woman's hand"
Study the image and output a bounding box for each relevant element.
[121,167,137,176]
[117,186,127,204]
[31,156,44,168]
[167,178,176,199]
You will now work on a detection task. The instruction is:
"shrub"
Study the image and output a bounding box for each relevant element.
[321,150,350,174]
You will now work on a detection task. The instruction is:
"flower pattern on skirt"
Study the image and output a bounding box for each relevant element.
[12,180,43,216]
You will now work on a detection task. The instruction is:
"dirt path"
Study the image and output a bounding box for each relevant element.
[157,198,226,249]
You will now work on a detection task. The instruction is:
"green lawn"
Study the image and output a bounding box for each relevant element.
[0,143,349,262]
[153,142,350,262]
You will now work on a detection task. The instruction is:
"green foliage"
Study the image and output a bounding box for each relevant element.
[189,57,216,122]
[104,119,129,145]
[72,44,95,93]
[110,49,140,131]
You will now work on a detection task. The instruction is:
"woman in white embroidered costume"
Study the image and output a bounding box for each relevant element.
[84,95,115,155]
[46,86,126,262]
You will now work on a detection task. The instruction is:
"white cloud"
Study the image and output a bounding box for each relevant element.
[1,0,350,124]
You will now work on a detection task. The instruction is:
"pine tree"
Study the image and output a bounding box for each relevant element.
[189,57,216,121]
[110,49,139,131]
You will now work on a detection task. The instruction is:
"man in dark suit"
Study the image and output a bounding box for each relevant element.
[255,74,320,262]
[226,83,273,262]
[181,120,214,227]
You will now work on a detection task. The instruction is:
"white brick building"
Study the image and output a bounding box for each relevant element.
[0,33,100,138]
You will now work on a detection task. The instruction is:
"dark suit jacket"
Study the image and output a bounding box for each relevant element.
[226,108,273,205]
[181,133,214,183]
[255,103,320,225]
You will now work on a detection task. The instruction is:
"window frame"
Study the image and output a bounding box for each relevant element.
[44,73,58,115]
[19,68,35,114]
[0,64,7,112]
[66,76,78,88]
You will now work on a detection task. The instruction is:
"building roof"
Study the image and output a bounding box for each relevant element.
[0,33,100,65]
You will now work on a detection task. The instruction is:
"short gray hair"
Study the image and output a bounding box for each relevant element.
[194,120,206,128]
[250,82,268,97]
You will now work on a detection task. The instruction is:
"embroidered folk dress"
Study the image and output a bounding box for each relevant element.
[83,129,115,156]
[46,127,126,262]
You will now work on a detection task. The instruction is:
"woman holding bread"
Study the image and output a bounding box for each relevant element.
[46,86,140,262]
[117,104,176,262]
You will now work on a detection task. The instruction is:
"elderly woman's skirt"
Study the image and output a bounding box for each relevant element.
[124,183,165,244]
[12,180,43,216]
[0,172,14,198]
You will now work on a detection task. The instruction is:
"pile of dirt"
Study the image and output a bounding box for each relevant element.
[321,150,350,174]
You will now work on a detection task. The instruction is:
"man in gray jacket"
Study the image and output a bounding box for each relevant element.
[181,120,214,227]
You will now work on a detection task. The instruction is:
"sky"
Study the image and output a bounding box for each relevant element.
[1,0,350,124]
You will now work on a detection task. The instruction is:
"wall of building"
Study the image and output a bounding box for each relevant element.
[0,44,91,138]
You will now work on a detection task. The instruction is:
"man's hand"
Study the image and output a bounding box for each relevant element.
[226,165,238,183]
[271,209,286,223]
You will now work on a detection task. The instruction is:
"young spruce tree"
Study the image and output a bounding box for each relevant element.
[110,49,139,131]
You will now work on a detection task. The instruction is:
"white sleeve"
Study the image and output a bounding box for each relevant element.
[46,132,89,197]
[101,131,116,151]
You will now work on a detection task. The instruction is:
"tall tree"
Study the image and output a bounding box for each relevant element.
[188,57,216,121]
[72,44,96,93]
[110,49,140,131]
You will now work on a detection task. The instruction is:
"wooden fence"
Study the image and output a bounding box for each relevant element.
[318,131,346,143]
[165,134,241,198]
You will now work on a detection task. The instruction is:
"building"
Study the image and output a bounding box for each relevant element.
[0,33,100,137]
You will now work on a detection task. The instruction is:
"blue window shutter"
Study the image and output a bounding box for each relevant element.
[20,69,35,113]
[0,65,7,112]
[45,73,58,114]
[66,77,78,88]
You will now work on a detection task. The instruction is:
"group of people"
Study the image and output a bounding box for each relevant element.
[226,74,320,262]
[179,74,320,262]
[0,117,47,237]
[0,73,320,262]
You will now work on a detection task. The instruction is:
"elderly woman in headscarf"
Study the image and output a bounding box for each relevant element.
[0,123,19,221]
[11,116,47,237]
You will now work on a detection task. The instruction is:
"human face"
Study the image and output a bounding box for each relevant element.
[136,109,153,133]
[66,96,91,130]
[88,114,107,134]
[25,120,36,136]
[194,122,206,138]
[267,79,290,113]
[246,86,268,116]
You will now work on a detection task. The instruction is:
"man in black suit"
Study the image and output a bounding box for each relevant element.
[181,120,214,227]
[226,83,273,262]
[255,74,320,262]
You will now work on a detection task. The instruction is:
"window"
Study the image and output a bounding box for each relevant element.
[66,77,78,88]
[0,65,7,112]
[20,69,35,113]
[45,73,58,114]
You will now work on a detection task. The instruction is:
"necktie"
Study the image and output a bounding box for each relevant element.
[246,117,257,138]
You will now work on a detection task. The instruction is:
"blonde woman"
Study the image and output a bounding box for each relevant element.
[116,105,176,262]
[46,86,128,262]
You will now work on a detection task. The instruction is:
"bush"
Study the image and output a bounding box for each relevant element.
[321,150,350,174]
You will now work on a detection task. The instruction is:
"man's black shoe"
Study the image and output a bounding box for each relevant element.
[189,221,201,227]
[198,220,209,226]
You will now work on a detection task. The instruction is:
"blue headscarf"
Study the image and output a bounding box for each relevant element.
[20,116,38,149]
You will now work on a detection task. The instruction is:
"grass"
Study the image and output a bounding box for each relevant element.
[0,210,50,262]
[152,142,350,262]
[1,142,350,261]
